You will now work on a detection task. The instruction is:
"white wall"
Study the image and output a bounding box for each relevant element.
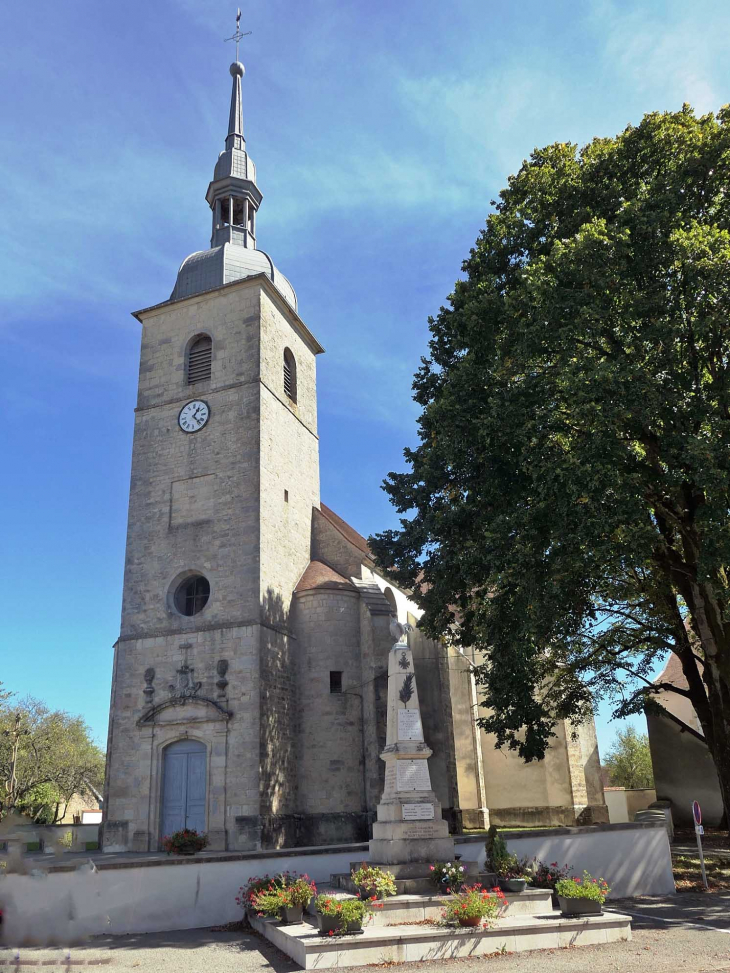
[500,823,675,899]
[0,848,360,945]
[0,825,673,943]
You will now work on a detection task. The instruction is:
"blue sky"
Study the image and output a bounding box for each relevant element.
[3,0,729,759]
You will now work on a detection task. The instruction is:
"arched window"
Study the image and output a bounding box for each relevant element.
[187,335,212,384]
[383,587,398,615]
[283,348,297,402]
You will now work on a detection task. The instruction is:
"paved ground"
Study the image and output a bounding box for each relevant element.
[3,892,730,972]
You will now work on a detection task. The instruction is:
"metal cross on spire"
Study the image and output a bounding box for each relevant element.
[225,8,252,62]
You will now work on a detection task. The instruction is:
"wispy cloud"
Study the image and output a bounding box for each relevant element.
[589,0,730,115]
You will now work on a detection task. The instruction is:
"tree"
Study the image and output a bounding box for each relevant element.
[369,105,730,821]
[603,727,654,789]
[0,696,105,821]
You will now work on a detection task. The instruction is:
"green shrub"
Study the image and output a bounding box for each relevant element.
[555,871,610,902]
[350,863,397,898]
[441,885,505,926]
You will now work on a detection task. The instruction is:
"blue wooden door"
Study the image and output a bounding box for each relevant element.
[161,740,207,839]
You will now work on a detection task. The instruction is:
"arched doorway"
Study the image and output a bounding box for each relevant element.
[160,739,207,839]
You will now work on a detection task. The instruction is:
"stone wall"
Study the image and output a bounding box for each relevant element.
[106,277,324,853]
[293,587,368,844]
[647,711,724,826]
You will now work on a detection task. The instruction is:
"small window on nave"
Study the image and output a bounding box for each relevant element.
[187,335,212,384]
[283,348,297,402]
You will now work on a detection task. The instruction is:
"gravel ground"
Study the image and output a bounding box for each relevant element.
[3,893,730,972]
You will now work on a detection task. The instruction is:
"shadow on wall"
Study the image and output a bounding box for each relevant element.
[259,588,299,847]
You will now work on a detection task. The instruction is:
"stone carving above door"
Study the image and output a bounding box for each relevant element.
[136,662,232,726]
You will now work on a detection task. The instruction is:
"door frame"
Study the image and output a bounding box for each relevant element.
[158,737,209,845]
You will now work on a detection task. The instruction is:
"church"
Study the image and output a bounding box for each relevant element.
[102,56,607,854]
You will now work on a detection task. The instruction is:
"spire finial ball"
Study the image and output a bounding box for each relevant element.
[230,61,245,78]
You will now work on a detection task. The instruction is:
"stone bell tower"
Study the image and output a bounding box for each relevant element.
[102,55,323,853]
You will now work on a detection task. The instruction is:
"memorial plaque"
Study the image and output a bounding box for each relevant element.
[398,709,423,741]
[402,822,439,839]
[396,759,431,791]
[402,803,435,821]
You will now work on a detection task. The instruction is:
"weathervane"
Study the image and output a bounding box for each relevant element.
[225,8,252,62]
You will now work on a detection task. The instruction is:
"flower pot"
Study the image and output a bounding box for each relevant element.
[345,920,363,933]
[282,905,304,924]
[317,914,342,936]
[499,879,527,893]
[176,847,198,856]
[357,886,379,901]
[557,895,603,917]
[457,916,482,928]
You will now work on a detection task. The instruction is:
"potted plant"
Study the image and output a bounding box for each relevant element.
[528,859,571,907]
[315,894,380,935]
[237,874,283,916]
[430,861,467,894]
[247,872,317,923]
[161,829,209,856]
[350,863,397,900]
[484,828,530,892]
[441,884,505,928]
[280,874,317,923]
[497,857,533,893]
[555,871,610,916]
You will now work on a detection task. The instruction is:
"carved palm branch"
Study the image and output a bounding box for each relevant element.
[399,673,415,708]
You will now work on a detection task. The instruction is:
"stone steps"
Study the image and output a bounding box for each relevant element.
[251,909,632,969]
[330,861,496,898]
[318,884,552,924]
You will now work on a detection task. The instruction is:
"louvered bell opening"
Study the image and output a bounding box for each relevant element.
[188,337,212,384]
[284,353,296,401]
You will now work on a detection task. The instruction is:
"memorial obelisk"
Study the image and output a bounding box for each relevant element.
[369,620,456,864]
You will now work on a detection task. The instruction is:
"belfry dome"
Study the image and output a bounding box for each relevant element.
[169,60,297,311]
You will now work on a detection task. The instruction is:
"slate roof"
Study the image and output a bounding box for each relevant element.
[294,560,355,593]
[319,502,372,559]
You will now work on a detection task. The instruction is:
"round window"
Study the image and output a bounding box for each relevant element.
[174,575,210,616]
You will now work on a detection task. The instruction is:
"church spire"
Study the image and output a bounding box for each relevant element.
[170,29,298,312]
[226,61,245,152]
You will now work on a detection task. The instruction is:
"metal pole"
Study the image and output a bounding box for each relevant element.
[696,826,708,889]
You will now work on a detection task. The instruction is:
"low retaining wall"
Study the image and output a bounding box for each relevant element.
[0,824,673,942]
[0,844,366,944]
[500,822,675,898]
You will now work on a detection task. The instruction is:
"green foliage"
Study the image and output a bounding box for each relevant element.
[350,863,397,898]
[556,872,610,902]
[370,104,730,813]
[0,696,105,820]
[484,827,511,873]
[603,726,655,788]
[17,782,64,824]
[441,885,505,925]
[484,826,531,879]
[245,872,317,915]
[315,894,375,932]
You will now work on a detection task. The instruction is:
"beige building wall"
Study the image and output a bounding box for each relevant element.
[104,276,324,854]
[293,587,366,843]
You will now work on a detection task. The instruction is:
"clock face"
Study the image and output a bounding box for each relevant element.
[178,400,210,433]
